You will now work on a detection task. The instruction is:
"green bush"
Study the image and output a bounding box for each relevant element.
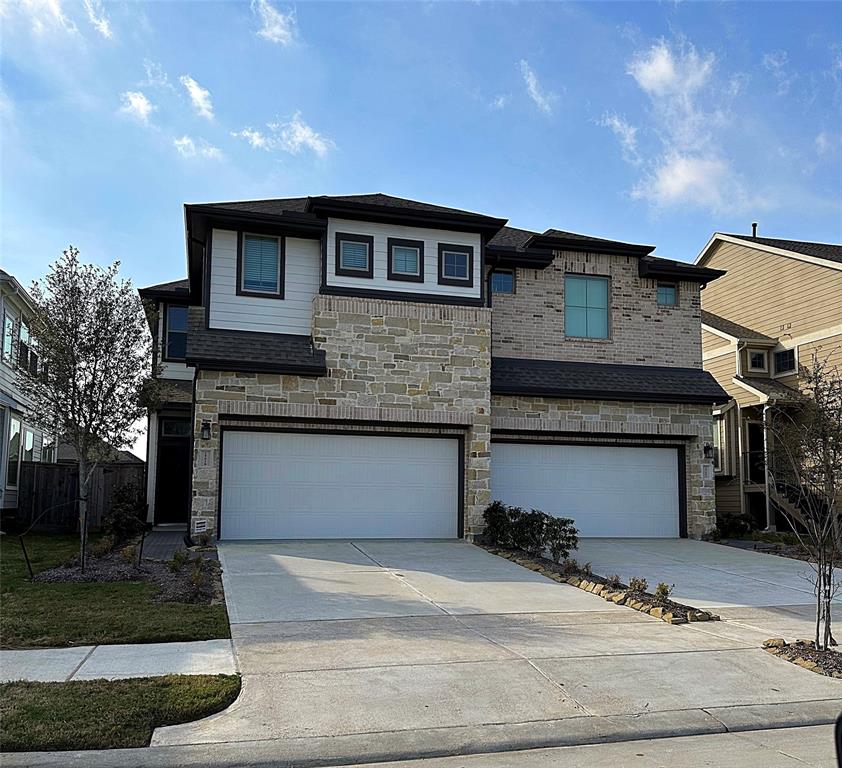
[168,550,189,573]
[653,582,673,603]
[90,535,116,559]
[482,501,578,562]
[628,576,649,592]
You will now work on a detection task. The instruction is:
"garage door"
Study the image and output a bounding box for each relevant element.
[491,443,680,537]
[220,431,460,539]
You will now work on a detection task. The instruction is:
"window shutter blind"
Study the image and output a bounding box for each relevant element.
[243,235,279,292]
[340,241,369,270]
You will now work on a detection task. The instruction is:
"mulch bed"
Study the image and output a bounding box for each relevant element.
[32,551,224,605]
[763,638,842,679]
[480,544,719,625]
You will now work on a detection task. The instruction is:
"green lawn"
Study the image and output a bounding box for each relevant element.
[1,534,229,649]
[0,675,241,751]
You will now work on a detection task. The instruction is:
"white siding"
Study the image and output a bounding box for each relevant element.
[326,218,482,300]
[209,229,320,335]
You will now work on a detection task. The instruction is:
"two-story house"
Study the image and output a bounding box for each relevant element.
[140,194,727,541]
[0,270,54,513]
[697,231,842,531]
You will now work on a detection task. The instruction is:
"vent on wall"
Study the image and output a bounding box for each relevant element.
[193,519,208,534]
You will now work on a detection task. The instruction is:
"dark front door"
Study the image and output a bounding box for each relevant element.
[154,417,191,525]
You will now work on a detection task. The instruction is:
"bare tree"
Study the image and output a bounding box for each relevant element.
[768,350,842,651]
[16,247,156,570]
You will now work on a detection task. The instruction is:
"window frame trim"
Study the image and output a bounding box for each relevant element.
[5,415,21,489]
[237,231,286,299]
[162,302,189,363]
[747,348,769,373]
[563,273,612,341]
[437,243,474,288]
[773,347,797,377]
[656,281,679,307]
[386,237,425,283]
[2,311,17,363]
[489,268,517,295]
[335,232,375,279]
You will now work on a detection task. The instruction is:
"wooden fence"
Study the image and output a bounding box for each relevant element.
[14,461,146,532]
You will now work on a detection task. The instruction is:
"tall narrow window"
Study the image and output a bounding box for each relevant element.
[22,429,34,462]
[6,417,21,488]
[335,233,374,278]
[712,416,724,472]
[565,275,609,339]
[3,313,15,362]
[165,305,188,361]
[240,234,282,295]
[18,322,30,371]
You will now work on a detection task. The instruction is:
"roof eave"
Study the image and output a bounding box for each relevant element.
[491,383,729,405]
[638,259,726,285]
[525,234,655,257]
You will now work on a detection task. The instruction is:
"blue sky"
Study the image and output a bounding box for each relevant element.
[2,0,842,292]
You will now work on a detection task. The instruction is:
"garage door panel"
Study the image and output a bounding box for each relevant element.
[491,443,679,538]
[221,432,459,540]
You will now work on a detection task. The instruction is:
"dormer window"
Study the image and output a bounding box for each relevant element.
[748,349,768,372]
[240,233,283,297]
[336,233,374,278]
[438,244,474,287]
[387,238,424,283]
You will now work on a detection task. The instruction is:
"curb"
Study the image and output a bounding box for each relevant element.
[4,699,841,767]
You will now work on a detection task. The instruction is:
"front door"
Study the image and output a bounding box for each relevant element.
[154,416,191,525]
[745,422,766,484]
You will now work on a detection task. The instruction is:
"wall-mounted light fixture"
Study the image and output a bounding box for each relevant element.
[703,443,714,460]
[200,420,212,440]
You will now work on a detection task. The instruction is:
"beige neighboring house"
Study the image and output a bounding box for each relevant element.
[696,230,842,531]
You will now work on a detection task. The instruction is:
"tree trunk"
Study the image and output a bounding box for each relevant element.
[79,457,89,573]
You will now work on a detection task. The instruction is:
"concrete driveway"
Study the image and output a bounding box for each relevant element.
[151,540,841,764]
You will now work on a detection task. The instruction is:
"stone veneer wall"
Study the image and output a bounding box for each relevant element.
[491,395,716,538]
[192,295,492,537]
[491,250,702,367]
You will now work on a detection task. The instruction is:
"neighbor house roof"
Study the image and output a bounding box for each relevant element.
[701,310,777,343]
[734,376,805,403]
[491,358,729,404]
[722,234,842,265]
[185,307,326,376]
[138,278,190,300]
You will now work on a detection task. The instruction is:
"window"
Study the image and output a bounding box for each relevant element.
[164,305,188,361]
[6,417,20,488]
[41,434,55,464]
[490,270,515,294]
[3,313,15,362]
[565,275,609,339]
[387,238,424,283]
[774,349,796,375]
[240,234,283,295]
[657,283,678,306]
[22,429,34,462]
[18,322,30,371]
[335,233,374,278]
[712,416,725,473]
[437,244,474,287]
[748,349,767,372]
[161,419,191,437]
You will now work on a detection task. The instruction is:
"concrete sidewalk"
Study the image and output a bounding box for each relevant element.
[0,639,236,682]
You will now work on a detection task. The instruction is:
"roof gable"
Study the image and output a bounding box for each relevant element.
[696,233,842,271]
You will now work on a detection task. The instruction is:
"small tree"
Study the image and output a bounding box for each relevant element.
[768,350,842,651]
[17,247,154,570]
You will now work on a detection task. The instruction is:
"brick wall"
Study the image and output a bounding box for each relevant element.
[491,395,716,538]
[491,250,703,367]
[192,295,492,536]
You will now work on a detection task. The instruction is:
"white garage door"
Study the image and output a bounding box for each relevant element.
[220,431,460,539]
[491,443,680,538]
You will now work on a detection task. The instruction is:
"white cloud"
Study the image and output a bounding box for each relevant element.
[815,131,841,156]
[232,113,334,157]
[489,94,508,110]
[173,135,222,159]
[599,113,640,165]
[762,50,797,95]
[141,59,174,91]
[251,0,297,45]
[627,39,714,98]
[82,0,111,38]
[12,0,78,35]
[632,153,730,211]
[519,59,555,114]
[119,91,154,124]
[179,75,213,120]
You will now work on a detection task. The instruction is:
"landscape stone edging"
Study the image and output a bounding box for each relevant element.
[762,638,842,680]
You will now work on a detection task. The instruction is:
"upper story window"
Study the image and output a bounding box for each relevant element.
[6,417,20,488]
[240,233,283,296]
[164,304,188,361]
[565,275,609,339]
[438,244,474,287]
[774,349,796,375]
[336,233,374,278]
[18,322,30,371]
[3,312,15,362]
[712,415,726,473]
[656,282,678,306]
[490,269,515,294]
[387,238,424,283]
[748,349,768,372]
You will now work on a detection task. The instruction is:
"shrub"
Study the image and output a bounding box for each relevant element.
[190,555,206,591]
[90,535,116,559]
[197,532,213,547]
[581,562,592,575]
[653,582,674,603]
[510,509,546,555]
[606,573,621,589]
[628,576,649,593]
[560,558,579,576]
[103,482,146,541]
[120,545,137,566]
[481,501,579,561]
[483,501,514,548]
[168,549,189,573]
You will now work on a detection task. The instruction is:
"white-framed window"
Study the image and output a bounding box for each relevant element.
[490,270,515,294]
[6,416,21,488]
[656,282,678,306]
[22,428,34,462]
[565,274,609,339]
[387,237,423,282]
[18,321,30,371]
[748,349,768,372]
[164,304,188,361]
[241,233,282,295]
[336,233,374,278]
[774,348,796,375]
[2,312,15,362]
[712,415,726,473]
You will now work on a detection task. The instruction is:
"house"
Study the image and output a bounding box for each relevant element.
[0,270,54,512]
[696,230,842,531]
[139,193,728,541]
